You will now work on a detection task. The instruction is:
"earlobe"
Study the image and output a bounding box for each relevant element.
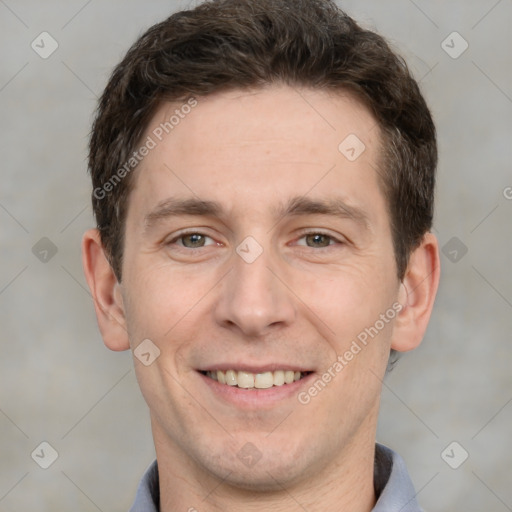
[391,232,440,352]
[81,229,131,352]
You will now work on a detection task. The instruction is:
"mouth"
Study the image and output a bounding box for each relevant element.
[199,369,313,390]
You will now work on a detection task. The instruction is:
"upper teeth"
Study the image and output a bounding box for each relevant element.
[206,370,304,389]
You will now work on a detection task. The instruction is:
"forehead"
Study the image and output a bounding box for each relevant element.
[128,86,386,224]
[147,86,379,160]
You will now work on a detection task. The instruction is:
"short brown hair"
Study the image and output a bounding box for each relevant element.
[89,0,436,283]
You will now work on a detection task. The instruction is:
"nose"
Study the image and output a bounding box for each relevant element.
[213,242,296,338]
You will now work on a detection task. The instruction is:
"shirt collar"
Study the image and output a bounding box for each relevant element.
[373,443,423,511]
[129,443,422,512]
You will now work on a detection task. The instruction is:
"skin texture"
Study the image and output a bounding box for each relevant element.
[82,85,440,512]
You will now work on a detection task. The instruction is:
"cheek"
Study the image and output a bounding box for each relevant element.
[296,259,397,340]
[122,265,206,409]
[121,261,217,359]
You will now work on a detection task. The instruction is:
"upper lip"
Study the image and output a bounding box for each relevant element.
[198,363,313,373]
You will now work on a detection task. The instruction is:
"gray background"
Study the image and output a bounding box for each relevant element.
[1,0,511,510]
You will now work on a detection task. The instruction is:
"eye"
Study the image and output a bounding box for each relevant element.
[172,233,216,248]
[295,232,339,248]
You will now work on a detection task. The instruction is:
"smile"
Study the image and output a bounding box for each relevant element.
[201,370,311,389]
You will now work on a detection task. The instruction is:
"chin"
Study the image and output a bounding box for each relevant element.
[195,438,315,492]
[222,472,297,493]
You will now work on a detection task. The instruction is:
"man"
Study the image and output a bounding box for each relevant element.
[82,0,440,510]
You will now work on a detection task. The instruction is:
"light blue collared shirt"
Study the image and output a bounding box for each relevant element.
[129,443,423,511]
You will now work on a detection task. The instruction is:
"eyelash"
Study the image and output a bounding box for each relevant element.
[166,230,344,250]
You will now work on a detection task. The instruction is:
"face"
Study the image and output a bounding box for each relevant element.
[118,86,402,489]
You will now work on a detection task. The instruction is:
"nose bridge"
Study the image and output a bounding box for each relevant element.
[214,238,295,336]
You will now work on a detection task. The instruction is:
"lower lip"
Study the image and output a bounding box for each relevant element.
[198,372,315,408]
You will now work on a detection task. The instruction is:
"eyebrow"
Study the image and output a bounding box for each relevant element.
[143,195,370,232]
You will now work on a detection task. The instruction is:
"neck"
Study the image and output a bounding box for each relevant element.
[153,416,377,512]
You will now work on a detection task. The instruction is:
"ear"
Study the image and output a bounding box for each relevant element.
[81,229,130,351]
[391,232,440,352]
